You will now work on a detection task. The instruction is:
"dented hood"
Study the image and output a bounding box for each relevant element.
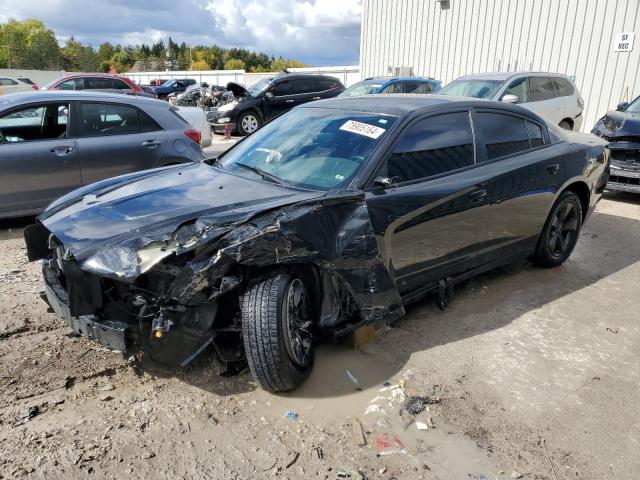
[593,110,640,140]
[39,163,323,257]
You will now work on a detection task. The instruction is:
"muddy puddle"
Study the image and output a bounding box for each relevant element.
[250,344,508,478]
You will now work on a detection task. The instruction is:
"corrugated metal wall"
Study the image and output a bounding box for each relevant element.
[360,0,640,131]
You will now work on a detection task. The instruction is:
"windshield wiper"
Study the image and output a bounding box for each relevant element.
[235,162,285,185]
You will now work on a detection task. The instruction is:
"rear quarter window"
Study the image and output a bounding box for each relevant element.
[552,77,574,97]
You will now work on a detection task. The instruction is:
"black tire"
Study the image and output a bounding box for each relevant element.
[532,191,582,268]
[559,120,572,130]
[237,111,262,136]
[241,273,314,392]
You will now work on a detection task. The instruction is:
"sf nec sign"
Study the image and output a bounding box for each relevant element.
[613,32,635,52]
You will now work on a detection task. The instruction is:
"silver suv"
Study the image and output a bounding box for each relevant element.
[440,72,584,131]
[0,91,204,219]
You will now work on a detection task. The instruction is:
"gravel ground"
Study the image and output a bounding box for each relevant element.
[0,185,639,480]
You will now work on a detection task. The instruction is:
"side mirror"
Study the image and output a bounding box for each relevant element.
[617,101,629,111]
[372,176,398,188]
[264,91,274,100]
[501,94,518,104]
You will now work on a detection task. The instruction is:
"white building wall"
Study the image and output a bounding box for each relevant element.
[360,0,640,131]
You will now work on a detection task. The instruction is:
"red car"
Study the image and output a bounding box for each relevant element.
[42,74,149,96]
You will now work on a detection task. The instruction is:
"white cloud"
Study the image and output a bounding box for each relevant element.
[0,0,362,65]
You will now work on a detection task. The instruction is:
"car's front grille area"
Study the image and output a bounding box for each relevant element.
[610,175,640,186]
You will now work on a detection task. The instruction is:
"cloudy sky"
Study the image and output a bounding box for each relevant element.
[0,0,363,66]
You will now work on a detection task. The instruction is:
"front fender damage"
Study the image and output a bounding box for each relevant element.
[42,192,404,368]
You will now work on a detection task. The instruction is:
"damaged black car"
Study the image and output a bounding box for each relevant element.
[592,96,640,193]
[25,96,609,392]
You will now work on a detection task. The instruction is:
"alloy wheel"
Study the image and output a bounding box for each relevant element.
[241,114,259,133]
[283,278,312,367]
[548,203,579,257]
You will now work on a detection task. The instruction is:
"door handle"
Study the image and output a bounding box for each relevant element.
[469,189,487,203]
[546,163,560,175]
[285,99,294,103]
[50,146,74,156]
[142,140,162,148]
[312,97,321,100]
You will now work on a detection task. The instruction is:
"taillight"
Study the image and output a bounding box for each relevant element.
[31,84,39,90]
[184,129,201,144]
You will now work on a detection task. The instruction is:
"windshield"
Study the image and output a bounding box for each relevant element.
[625,97,640,113]
[440,79,505,99]
[218,108,397,190]
[339,80,384,97]
[162,80,176,87]
[246,78,272,96]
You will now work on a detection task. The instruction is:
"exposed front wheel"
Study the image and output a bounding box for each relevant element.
[241,273,314,392]
[237,112,261,136]
[559,120,572,130]
[532,191,582,268]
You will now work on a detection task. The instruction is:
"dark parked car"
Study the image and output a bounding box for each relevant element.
[592,96,640,193]
[153,79,197,99]
[0,91,204,218]
[42,74,151,97]
[339,76,442,97]
[207,73,345,135]
[24,96,609,392]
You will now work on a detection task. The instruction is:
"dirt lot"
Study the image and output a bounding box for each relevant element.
[1,191,639,480]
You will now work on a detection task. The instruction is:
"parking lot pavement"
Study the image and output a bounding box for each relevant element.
[0,193,639,479]
[203,132,238,157]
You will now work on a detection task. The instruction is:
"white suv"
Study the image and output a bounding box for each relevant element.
[440,72,584,131]
[0,77,38,96]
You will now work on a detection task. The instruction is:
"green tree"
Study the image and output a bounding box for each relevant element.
[61,37,98,71]
[0,18,61,69]
[224,58,245,70]
[271,57,308,72]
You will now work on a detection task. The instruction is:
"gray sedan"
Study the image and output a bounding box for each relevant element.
[0,91,205,219]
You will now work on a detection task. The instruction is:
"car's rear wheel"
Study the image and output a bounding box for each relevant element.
[559,120,572,130]
[241,273,314,392]
[532,191,582,267]
[238,112,261,136]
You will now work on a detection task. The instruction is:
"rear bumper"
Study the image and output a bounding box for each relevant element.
[42,263,128,352]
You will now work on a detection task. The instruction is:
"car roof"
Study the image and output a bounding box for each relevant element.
[456,71,572,81]
[364,76,438,82]
[302,94,492,116]
[0,90,166,107]
[56,73,130,80]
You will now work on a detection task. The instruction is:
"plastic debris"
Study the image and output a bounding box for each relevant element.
[365,404,386,415]
[374,432,403,450]
[415,421,429,430]
[511,472,523,479]
[346,370,359,386]
[285,411,299,421]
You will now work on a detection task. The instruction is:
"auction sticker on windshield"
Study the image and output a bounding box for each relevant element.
[340,120,386,139]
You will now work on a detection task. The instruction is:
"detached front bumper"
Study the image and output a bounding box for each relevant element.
[42,263,129,352]
[607,143,640,193]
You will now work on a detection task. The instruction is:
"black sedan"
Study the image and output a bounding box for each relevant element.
[24,96,609,392]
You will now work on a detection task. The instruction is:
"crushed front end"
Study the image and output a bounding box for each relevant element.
[25,221,245,369]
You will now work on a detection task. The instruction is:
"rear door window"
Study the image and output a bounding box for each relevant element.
[529,77,557,102]
[475,112,531,160]
[85,77,113,90]
[315,78,338,91]
[551,77,574,97]
[79,103,141,137]
[502,77,529,103]
[111,79,132,90]
[0,78,18,86]
[526,121,545,148]
[291,79,316,95]
[382,111,475,182]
